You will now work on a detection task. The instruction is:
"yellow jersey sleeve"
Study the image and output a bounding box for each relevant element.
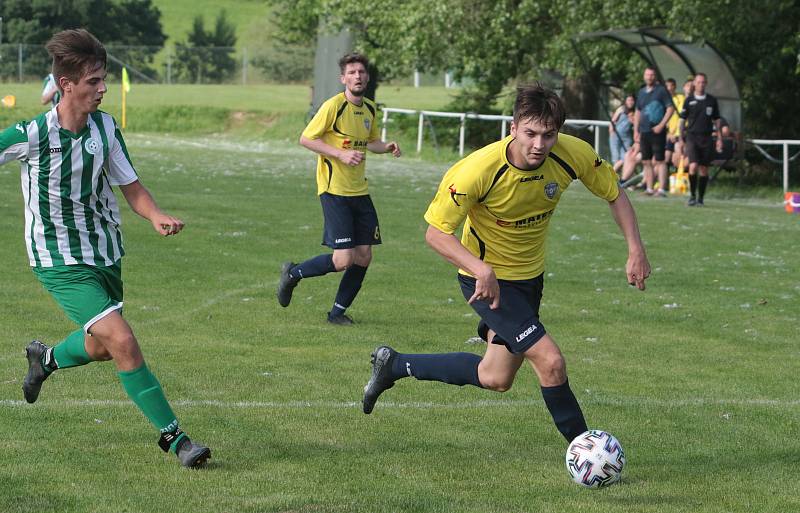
[302,98,337,140]
[424,159,486,235]
[366,99,380,142]
[561,135,619,202]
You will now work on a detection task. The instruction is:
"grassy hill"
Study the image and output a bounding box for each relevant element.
[151,0,270,49]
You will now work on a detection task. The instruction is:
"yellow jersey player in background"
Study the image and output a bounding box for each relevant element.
[277,53,401,324]
[362,84,651,447]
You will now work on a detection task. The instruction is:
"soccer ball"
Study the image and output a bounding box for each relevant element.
[565,430,625,488]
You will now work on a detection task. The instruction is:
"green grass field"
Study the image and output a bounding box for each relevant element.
[1,126,798,512]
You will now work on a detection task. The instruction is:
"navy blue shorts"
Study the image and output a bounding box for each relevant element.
[319,192,382,249]
[458,273,546,354]
[640,131,666,161]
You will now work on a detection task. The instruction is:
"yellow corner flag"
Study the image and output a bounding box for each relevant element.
[121,67,131,128]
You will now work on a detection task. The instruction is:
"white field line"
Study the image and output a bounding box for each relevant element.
[1,397,798,409]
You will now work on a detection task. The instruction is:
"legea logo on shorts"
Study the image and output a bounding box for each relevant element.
[515,324,538,342]
[335,237,352,244]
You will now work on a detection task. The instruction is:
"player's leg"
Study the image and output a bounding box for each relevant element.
[362,275,539,413]
[277,192,347,307]
[328,245,368,324]
[524,334,587,442]
[23,265,117,403]
[329,195,380,324]
[89,311,210,467]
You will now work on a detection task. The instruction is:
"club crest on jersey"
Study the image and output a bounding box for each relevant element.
[84,137,101,155]
[544,181,559,199]
[364,118,371,131]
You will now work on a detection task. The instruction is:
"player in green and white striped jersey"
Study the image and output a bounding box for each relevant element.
[0,29,210,468]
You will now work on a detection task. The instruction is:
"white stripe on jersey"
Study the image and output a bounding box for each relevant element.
[18,108,133,267]
[46,112,78,265]
[22,119,54,267]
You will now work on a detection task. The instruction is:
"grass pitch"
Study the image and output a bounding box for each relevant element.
[0,133,798,513]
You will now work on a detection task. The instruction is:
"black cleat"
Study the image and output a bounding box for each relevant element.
[697,199,705,207]
[687,197,697,207]
[327,313,354,325]
[277,261,298,307]
[22,340,52,404]
[176,437,211,468]
[363,346,398,414]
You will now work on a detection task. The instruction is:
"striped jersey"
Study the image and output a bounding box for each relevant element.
[425,134,619,280]
[0,107,138,268]
[301,92,380,196]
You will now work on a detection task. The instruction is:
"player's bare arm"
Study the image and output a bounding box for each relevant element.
[425,225,500,309]
[607,189,650,290]
[367,140,401,157]
[299,135,363,166]
[120,180,184,236]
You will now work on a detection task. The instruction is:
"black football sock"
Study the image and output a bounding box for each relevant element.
[331,264,367,317]
[688,173,698,198]
[698,175,709,200]
[541,380,588,442]
[391,352,483,387]
[290,254,335,281]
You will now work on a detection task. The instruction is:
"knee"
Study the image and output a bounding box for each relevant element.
[478,368,515,392]
[539,353,567,385]
[354,252,372,267]
[332,252,354,271]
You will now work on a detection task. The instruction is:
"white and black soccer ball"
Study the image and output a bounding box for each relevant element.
[565,430,625,488]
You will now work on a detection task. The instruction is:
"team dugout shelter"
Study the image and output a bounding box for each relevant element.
[575,27,742,133]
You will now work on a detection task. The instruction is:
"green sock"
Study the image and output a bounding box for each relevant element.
[118,363,185,453]
[49,329,92,371]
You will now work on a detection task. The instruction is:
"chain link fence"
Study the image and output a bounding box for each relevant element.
[0,44,312,85]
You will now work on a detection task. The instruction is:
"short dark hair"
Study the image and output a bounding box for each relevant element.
[45,29,106,84]
[338,53,369,74]
[694,72,707,80]
[513,83,566,129]
[665,78,676,86]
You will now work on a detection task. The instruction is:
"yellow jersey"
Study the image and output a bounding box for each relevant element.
[302,92,380,196]
[667,93,685,137]
[424,134,620,280]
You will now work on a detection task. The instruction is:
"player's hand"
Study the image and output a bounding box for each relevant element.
[151,213,184,236]
[339,149,365,166]
[626,249,651,291]
[387,142,401,158]
[715,138,723,153]
[652,124,664,134]
[469,267,500,309]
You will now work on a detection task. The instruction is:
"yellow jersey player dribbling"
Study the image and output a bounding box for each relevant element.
[362,84,651,448]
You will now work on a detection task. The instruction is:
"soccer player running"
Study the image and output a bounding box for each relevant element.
[277,53,401,325]
[362,85,651,445]
[0,30,210,467]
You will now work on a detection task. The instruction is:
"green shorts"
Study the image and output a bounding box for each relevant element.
[33,261,124,332]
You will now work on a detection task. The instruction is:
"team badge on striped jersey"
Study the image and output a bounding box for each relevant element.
[544,182,559,199]
[84,137,101,155]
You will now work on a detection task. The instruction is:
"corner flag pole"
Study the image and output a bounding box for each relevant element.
[121,67,130,128]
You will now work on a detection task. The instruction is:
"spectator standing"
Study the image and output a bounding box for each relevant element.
[633,67,674,197]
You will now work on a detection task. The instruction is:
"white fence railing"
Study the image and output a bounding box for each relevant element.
[747,139,800,193]
[381,107,610,157]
